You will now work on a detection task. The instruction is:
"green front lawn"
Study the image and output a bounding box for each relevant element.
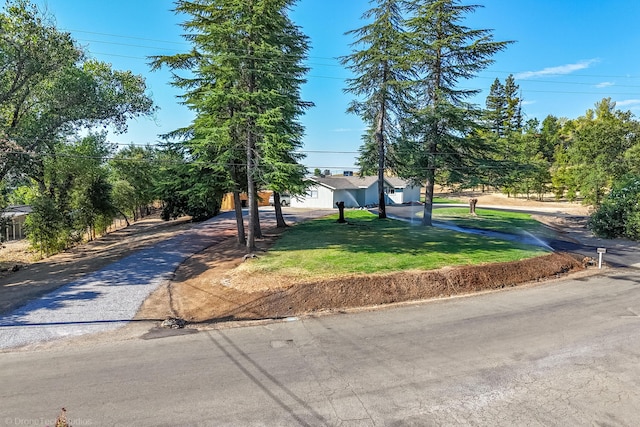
[241,210,547,279]
[432,208,545,235]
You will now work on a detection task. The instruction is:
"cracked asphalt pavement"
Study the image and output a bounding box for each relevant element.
[1,268,639,425]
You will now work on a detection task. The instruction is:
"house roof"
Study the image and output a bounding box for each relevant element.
[385,177,416,188]
[1,205,32,218]
[309,176,415,190]
[309,175,379,190]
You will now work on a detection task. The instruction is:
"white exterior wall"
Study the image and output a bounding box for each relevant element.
[388,190,403,205]
[288,180,420,209]
[290,185,335,208]
[403,185,421,203]
[387,185,421,204]
[363,185,380,206]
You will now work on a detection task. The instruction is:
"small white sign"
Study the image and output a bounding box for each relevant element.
[597,248,607,254]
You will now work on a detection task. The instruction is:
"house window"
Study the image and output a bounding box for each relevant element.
[307,189,318,198]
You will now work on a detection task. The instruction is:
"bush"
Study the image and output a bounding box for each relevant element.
[588,175,640,240]
[24,196,69,256]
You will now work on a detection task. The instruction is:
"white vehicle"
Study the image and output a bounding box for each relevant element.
[269,193,291,207]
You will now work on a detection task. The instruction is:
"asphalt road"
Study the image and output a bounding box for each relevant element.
[1,269,639,425]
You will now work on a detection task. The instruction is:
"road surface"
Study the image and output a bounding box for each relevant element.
[1,269,639,425]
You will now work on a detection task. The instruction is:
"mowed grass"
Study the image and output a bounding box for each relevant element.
[433,208,545,234]
[242,210,547,278]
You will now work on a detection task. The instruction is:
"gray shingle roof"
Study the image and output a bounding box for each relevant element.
[1,205,32,218]
[309,175,379,190]
[309,176,416,190]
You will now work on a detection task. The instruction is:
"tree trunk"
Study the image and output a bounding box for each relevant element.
[376,65,388,219]
[377,128,386,219]
[423,173,435,226]
[246,132,256,253]
[274,193,287,228]
[116,209,130,227]
[252,182,262,239]
[422,138,437,226]
[232,191,245,245]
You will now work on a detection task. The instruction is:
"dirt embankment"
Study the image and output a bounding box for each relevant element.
[136,232,588,325]
[137,191,593,324]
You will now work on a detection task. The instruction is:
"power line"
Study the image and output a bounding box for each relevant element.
[66,29,640,81]
[67,30,640,94]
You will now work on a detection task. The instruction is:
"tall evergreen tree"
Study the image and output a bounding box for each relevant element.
[341,0,413,219]
[485,78,506,136]
[151,0,311,252]
[400,0,512,225]
[504,74,522,132]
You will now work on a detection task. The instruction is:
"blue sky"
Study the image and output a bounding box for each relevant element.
[30,0,640,172]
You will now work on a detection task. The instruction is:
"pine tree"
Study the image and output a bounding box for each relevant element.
[400,0,512,226]
[504,74,522,132]
[151,0,311,251]
[485,78,507,136]
[341,0,413,219]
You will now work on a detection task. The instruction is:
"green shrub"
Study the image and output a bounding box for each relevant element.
[24,196,69,256]
[588,175,640,240]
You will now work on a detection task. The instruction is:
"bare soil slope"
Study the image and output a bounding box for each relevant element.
[136,233,586,324]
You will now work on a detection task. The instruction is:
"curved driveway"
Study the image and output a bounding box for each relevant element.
[0,209,330,350]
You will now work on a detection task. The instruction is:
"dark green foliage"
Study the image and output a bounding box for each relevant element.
[552,98,640,205]
[397,0,512,225]
[1,0,154,186]
[0,1,154,255]
[342,0,413,219]
[157,162,223,222]
[24,195,67,255]
[151,0,312,250]
[485,74,521,138]
[485,78,507,137]
[588,175,640,240]
[109,145,160,221]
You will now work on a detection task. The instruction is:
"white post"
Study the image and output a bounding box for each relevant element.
[597,248,607,269]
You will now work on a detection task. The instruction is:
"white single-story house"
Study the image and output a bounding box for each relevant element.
[290,176,421,209]
[1,205,32,241]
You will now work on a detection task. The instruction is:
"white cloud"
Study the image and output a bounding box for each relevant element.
[515,59,599,79]
[521,100,536,106]
[615,99,640,107]
[595,81,615,88]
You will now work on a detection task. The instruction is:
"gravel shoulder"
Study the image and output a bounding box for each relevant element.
[0,214,194,316]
